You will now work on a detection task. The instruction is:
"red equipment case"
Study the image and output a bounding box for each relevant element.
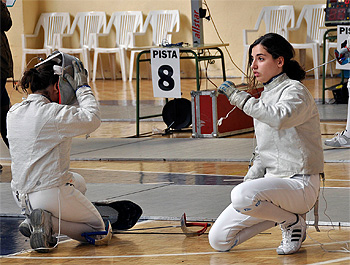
[191,89,261,138]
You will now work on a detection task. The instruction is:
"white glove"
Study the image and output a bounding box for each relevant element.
[64,60,89,91]
[218,81,251,110]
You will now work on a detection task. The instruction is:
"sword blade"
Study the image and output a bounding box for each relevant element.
[306,59,336,73]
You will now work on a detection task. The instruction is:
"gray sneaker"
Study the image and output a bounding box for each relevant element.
[19,218,32,238]
[324,131,350,147]
[29,209,57,252]
[276,214,306,255]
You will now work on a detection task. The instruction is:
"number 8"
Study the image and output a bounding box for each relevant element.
[158,65,175,91]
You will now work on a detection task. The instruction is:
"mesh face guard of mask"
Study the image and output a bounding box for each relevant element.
[34,51,83,105]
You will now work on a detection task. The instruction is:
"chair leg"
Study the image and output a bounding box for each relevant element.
[99,53,105,80]
[109,53,116,80]
[119,48,127,82]
[312,45,319,79]
[92,51,99,82]
[129,51,136,82]
[82,49,91,80]
[22,52,26,73]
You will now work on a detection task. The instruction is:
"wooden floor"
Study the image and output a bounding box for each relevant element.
[1,76,349,264]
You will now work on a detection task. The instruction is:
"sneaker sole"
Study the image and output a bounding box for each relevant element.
[325,142,350,147]
[30,232,50,253]
[29,209,50,252]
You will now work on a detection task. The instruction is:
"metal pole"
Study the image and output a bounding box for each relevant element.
[136,52,141,137]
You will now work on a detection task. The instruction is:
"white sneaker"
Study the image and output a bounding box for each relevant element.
[276,214,306,255]
[324,131,350,147]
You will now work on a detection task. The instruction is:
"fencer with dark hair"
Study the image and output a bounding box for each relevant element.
[209,33,324,255]
[7,53,112,252]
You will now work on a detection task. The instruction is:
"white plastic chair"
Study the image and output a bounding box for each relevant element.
[128,10,180,81]
[58,11,107,78]
[21,12,70,72]
[289,4,326,79]
[91,11,143,82]
[242,6,295,80]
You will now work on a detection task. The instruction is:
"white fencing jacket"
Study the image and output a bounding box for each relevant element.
[8,86,101,195]
[242,73,324,179]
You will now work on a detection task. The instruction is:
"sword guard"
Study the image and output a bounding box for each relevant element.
[180,213,210,237]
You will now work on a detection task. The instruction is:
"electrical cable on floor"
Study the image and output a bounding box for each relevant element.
[302,176,350,253]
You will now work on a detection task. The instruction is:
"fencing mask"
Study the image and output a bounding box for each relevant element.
[34,51,83,105]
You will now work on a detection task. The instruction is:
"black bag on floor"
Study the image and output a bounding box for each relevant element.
[329,82,349,104]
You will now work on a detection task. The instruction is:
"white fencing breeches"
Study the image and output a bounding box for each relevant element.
[13,172,105,242]
[209,174,320,251]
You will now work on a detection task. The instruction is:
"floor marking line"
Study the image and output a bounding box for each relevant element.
[307,256,350,265]
[69,167,244,178]
[2,251,220,259]
[4,241,350,260]
[323,187,350,190]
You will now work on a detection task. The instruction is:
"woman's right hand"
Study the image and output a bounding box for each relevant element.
[64,60,89,91]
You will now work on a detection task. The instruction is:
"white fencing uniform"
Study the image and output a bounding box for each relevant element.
[8,86,105,242]
[209,74,324,251]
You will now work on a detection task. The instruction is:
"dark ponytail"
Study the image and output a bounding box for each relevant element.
[283,59,305,81]
[17,61,59,94]
[247,33,305,88]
